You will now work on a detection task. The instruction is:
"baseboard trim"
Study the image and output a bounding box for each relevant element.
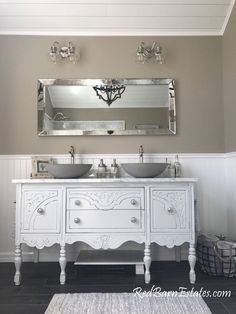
[0,252,34,263]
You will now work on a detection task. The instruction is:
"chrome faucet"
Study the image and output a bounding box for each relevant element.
[53,112,68,121]
[69,146,75,164]
[139,145,144,163]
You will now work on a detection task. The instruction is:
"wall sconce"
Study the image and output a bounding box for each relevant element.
[93,84,126,107]
[136,42,164,64]
[49,41,79,63]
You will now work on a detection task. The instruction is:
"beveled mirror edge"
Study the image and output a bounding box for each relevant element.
[37,78,176,136]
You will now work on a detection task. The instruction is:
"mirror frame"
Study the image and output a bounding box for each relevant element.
[38,78,176,136]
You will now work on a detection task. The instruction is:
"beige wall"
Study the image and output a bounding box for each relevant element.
[223,5,236,153]
[0,36,223,154]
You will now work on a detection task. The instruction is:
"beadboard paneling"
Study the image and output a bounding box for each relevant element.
[225,153,236,238]
[0,0,234,36]
[0,153,232,262]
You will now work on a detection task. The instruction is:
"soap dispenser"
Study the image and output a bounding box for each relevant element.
[97,159,107,178]
[174,155,181,177]
[110,159,119,178]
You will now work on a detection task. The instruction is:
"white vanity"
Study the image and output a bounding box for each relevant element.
[12,178,197,285]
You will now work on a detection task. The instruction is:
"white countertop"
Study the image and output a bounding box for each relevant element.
[12,177,198,184]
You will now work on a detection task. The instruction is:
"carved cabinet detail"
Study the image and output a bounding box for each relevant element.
[151,189,189,233]
[21,188,62,233]
[67,188,144,210]
[66,187,144,232]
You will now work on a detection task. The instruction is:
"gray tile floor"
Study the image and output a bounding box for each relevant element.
[0,261,235,314]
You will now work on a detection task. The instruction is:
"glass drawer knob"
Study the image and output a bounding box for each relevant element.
[74,217,80,223]
[131,199,137,205]
[75,200,81,206]
[167,207,175,214]
[131,217,137,223]
[37,208,44,214]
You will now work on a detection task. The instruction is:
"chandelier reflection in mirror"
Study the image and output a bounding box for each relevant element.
[49,41,79,63]
[136,42,164,64]
[93,84,126,107]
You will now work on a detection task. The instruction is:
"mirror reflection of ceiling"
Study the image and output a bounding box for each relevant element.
[47,85,169,109]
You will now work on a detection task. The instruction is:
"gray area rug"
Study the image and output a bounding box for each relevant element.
[45,292,212,314]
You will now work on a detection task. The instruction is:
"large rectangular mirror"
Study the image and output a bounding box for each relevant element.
[38,78,176,136]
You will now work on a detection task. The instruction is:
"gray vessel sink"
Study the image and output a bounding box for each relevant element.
[46,164,92,179]
[121,163,167,178]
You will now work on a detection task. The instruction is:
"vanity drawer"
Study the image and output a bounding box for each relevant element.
[151,188,190,233]
[67,188,144,210]
[66,209,144,232]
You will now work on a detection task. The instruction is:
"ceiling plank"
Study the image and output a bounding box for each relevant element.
[0,16,224,29]
[0,0,232,4]
[0,4,228,17]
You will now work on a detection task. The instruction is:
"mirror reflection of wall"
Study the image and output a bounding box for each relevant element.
[53,108,169,130]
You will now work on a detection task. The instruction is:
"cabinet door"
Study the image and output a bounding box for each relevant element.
[151,189,190,233]
[21,189,61,233]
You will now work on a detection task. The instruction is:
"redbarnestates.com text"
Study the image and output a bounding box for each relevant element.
[133,286,231,298]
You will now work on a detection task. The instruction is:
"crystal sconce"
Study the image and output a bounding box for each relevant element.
[49,41,79,63]
[136,41,164,64]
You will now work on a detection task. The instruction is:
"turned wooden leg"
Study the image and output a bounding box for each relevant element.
[14,244,22,285]
[188,243,196,284]
[144,244,151,284]
[59,245,67,285]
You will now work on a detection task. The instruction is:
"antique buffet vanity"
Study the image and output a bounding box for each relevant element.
[12,178,197,285]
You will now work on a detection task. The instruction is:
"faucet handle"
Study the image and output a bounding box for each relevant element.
[139,145,144,163]
[69,145,75,155]
[69,145,75,164]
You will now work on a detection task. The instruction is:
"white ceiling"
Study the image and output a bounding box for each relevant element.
[0,0,235,36]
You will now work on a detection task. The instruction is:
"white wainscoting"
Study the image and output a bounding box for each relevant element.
[225,153,236,239]
[0,153,233,263]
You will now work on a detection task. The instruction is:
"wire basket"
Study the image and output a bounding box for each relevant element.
[197,234,236,278]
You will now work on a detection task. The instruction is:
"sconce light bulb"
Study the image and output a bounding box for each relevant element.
[155,52,164,64]
[49,52,57,63]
